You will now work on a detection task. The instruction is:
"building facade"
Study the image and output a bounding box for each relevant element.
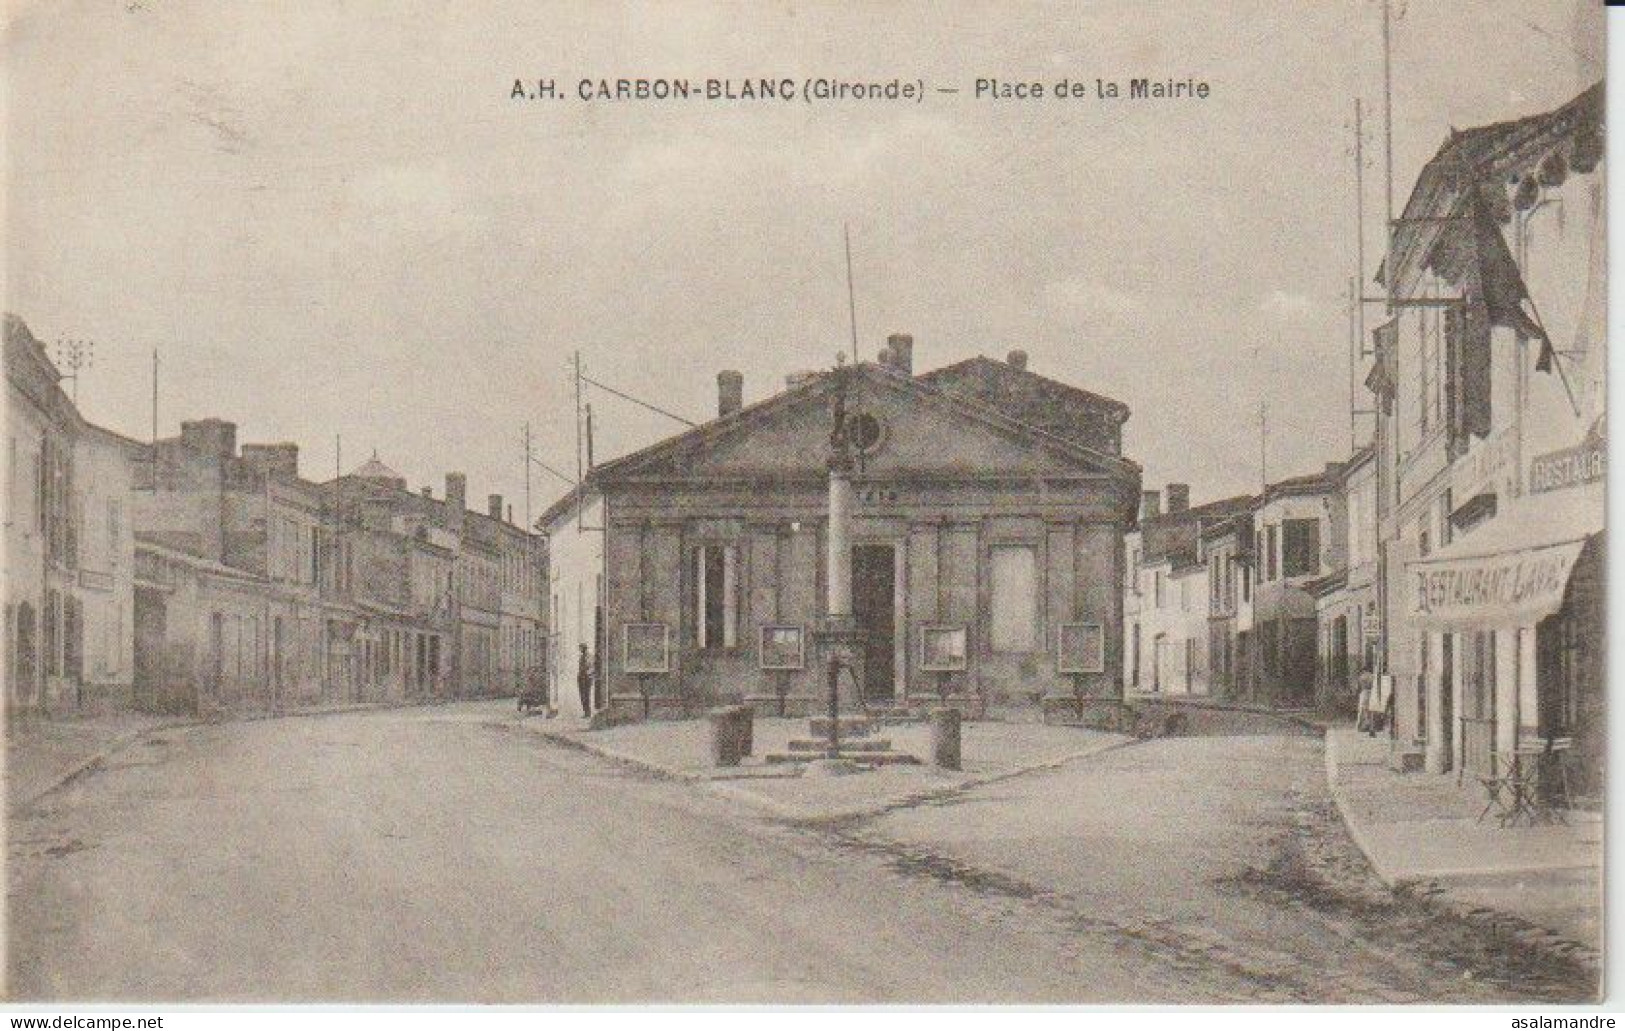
[126,426,544,715]
[5,315,137,713]
[1123,488,1252,698]
[1307,447,1379,717]
[542,341,1141,722]
[1370,83,1605,795]
[1241,466,1345,708]
[1201,512,1254,701]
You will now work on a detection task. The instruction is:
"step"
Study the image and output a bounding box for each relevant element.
[787,737,895,753]
[764,750,922,767]
[808,716,875,737]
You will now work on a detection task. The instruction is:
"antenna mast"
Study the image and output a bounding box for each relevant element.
[844,224,860,364]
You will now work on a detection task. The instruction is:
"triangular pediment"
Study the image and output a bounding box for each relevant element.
[596,367,1132,483]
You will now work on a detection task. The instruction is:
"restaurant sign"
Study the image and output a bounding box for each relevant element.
[1409,538,1584,630]
[1529,422,1605,495]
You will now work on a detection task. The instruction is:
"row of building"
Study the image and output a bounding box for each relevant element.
[1122,82,1605,801]
[1124,456,1375,712]
[5,314,548,717]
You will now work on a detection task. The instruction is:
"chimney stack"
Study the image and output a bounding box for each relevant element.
[420,486,433,498]
[240,442,299,479]
[1140,490,1161,520]
[885,333,914,375]
[717,369,743,417]
[180,418,237,460]
[444,473,467,530]
[1166,483,1191,514]
[1007,349,1029,372]
[488,494,504,520]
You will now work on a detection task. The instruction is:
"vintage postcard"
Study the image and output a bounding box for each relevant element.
[1,0,1607,1009]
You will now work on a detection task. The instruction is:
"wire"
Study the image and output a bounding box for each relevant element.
[579,373,698,428]
[527,454,578,486]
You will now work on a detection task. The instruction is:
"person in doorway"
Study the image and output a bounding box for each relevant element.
[576,643,594,717]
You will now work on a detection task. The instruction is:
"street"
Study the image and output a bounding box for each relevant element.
[6,705,1597,1003]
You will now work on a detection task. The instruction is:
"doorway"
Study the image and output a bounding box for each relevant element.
[852,544,896,703]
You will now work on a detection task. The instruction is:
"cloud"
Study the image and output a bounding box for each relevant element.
[1258,289,1315,320]
[1043,276,1147,321]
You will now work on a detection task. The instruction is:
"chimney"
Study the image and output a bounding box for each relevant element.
[1166,483,1191,514]
[717,369,743,417]
[240,442,298,479]
[1140,490,1161,520]
[443,473,467,531]
[1007,349,1029,371]
[488,493,504,520]
[885,333,914,375]
[507,504,514,525]
[180,418,237,460]
[420,486,433,498]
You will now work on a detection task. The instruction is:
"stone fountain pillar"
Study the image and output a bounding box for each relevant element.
[809,373,867,768]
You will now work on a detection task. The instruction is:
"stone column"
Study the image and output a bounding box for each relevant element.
[1494,625,1520,759]
[827,461,854,620]
[1518,624,1539,739]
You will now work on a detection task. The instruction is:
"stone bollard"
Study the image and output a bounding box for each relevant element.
[708,706,744,767]
[930,707,962,770]
[735,704,755,756]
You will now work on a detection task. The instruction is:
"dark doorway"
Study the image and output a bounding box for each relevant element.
[133,589,167,712]
[14,602,37,706]
[852,544,896,703]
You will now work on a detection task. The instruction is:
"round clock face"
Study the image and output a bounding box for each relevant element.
[849,413,884,453]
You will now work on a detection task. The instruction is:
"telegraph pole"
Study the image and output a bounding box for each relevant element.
[523,422,532,529]
[1259,399,1268,491]
[584,403,595,469]
[53,338,94,404]
[151,349,159,493]
[572,351,584,530]
[1382,0,1395,317]
[844,224,860,364]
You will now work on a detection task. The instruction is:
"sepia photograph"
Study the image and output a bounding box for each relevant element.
[0,0,1609,1012]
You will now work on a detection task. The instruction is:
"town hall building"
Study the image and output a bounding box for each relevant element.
[540,336,1142,723]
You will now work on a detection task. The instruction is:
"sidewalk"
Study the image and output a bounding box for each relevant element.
[6,699,443,813]
[1325,726,1602,959]
[6,710,182,811]
[521,714,1134,823]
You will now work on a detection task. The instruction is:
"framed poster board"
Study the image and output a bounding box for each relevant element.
[1057,622,1106,674]
[919,625,969,672]
[623,623,671,674]
[758,624,805,671]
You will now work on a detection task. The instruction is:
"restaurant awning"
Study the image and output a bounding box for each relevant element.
[1405,485,1602,632]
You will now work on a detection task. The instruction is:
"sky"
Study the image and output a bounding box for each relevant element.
[3,0,1604,519]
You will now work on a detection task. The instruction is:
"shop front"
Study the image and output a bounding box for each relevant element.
[1404,487,1602,804]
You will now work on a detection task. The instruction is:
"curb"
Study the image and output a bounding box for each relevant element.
[527,724,703,784]
[10,722,186,813]
[1321,730,1398,886]
[1319,729,1602,974]
[524,720,1139,825]
[11,699,451,812]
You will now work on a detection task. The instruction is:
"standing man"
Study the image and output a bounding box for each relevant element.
[576,642,594,718]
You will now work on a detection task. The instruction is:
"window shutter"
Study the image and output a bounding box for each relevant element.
[1448,301,1492,441]
[722,545,738,648]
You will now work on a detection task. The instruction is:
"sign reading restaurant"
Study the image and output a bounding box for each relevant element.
[1529,424,1605,494]
[1410,539,1584,629]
